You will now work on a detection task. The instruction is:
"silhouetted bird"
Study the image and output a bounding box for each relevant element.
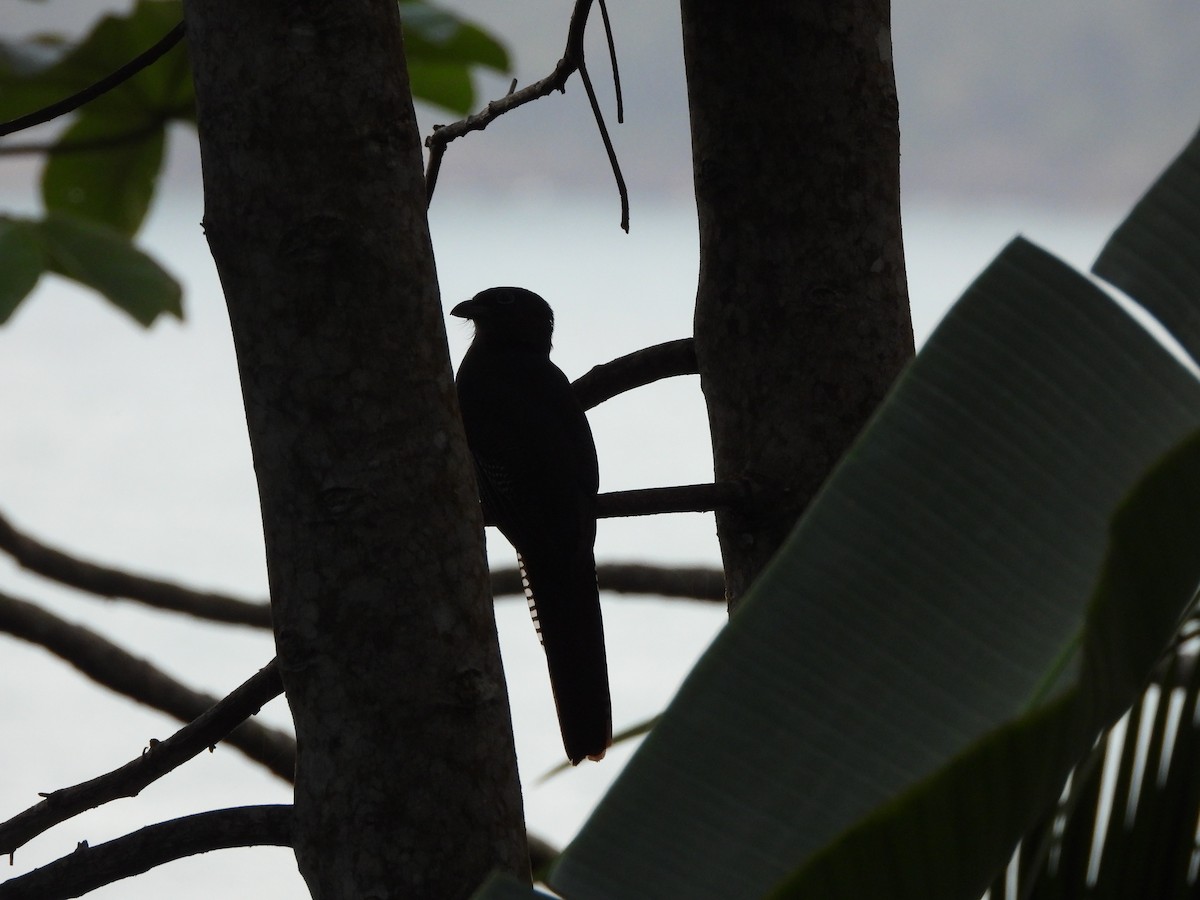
[452,287,612,764]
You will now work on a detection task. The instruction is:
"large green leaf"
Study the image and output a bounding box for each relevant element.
[1093,124,1200,366]
[471,237,1200,897]
[40,111,165,235]
[36,212,181,325]
[540,237,1200,900]
[0,216,44,324]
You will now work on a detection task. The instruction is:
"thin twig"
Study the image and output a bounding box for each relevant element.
[423,22,582,206]
[0,510,272,628]
[0,662,287,859]
[0,22,186,140]
[0,806,292,900]
[0,591,293,779]
[423,0,591,204]
[424,0,629,227]
[572,338,697,410]
[576,57,629,231]
[596,0,623,124]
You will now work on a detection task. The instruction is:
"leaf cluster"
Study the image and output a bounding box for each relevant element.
[0,0,508,326]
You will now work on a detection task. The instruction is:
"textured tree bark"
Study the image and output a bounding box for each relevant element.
[681,1,915,611]
[181,1,528,896]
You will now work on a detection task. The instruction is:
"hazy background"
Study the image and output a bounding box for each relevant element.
[5,0,1200,206]
[1,2,1198,897]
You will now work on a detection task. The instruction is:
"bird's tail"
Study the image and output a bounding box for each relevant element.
[519,552,612,764]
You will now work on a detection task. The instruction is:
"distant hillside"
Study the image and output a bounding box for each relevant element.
[3,2,1197,209]
[894,0,1200,207]
[427,0,1200,210]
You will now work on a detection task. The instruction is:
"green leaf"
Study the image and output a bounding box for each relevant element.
[402,3,509,71]
[544,235,1200,900]
[406,60,474,115]
[36,212,181,325]
[0,216,45,324]
[401,1,510,113]
[1093,123,1200,365]
[0,36,75,121]
[41,111,165,235]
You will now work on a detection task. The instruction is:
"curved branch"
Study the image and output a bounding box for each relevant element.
[0,510,272,628]
[0,22,186,140]
[493,562,724,602]
[0,805,292,900]
[424,0,627,225]
[597,0,623,124]
[576,57,629,231]
[0,662,287,859]
[572,338,697,410]
[0,112,188,158]
[0,591,293,779]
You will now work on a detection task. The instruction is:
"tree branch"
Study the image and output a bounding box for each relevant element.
[0,510,271,628]
[0,497,729,638]
[0,591,293,779]
[0,23,186,140]
[0,114,186,158]
[597,482,747,518]
[424,0,628,227]
[575,56,629,231]
[493,562,724,602]
[571,338,697,410]
[596,0,623,124]
[0,662,287,860]
[0,805,292,900]
[0,337,706,628]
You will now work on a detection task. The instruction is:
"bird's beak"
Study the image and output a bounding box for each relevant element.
[450,299,474,319]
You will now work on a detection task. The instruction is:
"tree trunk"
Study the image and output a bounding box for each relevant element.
[181,2,528,896]
[681,0,915,611]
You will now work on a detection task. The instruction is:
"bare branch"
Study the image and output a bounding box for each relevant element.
[424,0,590,202]
[597,0,623,124]
[576,57,629,231]
[0,591,293,779]
[493,562,723,602]
[0,805,292,900]
[572,338,697,410]
[0,22,186,140]
[598,482,747,518]
[0,336,703,633]
[0,662,287,859]
[0,112,189,157]
[424,0,628,226]
[0,510,271,628]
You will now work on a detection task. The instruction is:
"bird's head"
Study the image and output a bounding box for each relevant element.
[451,287,555,351]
